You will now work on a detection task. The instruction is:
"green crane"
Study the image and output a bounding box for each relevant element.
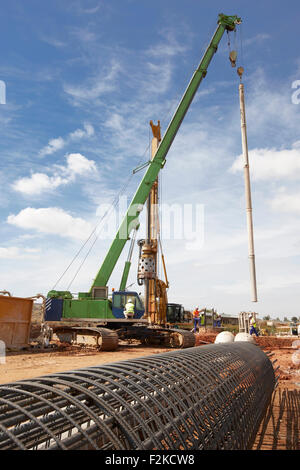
[46,14,241,348]
[91,13,241,289]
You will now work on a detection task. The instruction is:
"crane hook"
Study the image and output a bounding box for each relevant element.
[229,50,237,67]
[237,66,244,81]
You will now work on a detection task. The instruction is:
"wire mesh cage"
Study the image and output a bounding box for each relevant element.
[0,342,275,450]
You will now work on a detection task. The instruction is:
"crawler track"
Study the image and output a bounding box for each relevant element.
[55,327,119,351]
[169,328,196,348]
[117,325,195,348]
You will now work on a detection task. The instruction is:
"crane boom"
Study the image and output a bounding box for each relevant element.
[89,13,242,290]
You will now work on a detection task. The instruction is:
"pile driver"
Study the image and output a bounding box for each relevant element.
[45,13,242,350]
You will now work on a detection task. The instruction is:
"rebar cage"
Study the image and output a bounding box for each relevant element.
[0,343,275,450]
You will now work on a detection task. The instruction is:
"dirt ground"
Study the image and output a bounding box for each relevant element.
[0,342,174,384]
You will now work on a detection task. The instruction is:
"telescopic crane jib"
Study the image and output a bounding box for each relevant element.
[89,13,242,291]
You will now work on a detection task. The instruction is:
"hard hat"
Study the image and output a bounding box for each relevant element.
[196,306,199,309]
[128,299,133,303]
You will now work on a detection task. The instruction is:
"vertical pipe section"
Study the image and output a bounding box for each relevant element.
[239,82,258,302]
[149,134,159,324]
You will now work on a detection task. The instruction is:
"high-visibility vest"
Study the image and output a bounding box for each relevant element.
[125,303,135,314]
[250,318,256,328]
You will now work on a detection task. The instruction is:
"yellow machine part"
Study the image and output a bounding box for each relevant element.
[154,279,168,325]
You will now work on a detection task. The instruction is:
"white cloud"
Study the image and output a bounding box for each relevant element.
[230,146,300,181]
[105,113,123,132]
[39,122,95,157]
[242,33,271,47]
[64,60,121,101]
[146,61,173,94]
[0,246,22,259]
[259,273,300,290]
[66,153,97,175]
[39,137,65,157]
[13,172,66,195]
[270,190,300,214]
[146,29,187,58]
[80,4,102,14]
[13,153,97,195]
[213,272,300,297]
[70,0,104,16]
[7,207,93,240]
[0,246,40,259]
[40,35,67,48]
[241,68,300,140]
[69,122,95,140]
[70,27,97,43]
[213,280,251,296]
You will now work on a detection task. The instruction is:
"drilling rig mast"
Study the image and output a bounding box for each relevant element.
[138,121,169,325]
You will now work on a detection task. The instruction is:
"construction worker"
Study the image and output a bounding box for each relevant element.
[249,314,259,337]
[124,299,135,319]
[192,307,205,333]
[216,314,222,328]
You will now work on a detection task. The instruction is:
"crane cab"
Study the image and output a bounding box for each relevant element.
[112,291,145,319]
[166,303,185,323]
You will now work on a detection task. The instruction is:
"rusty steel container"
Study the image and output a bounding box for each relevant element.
[0,295,33,348]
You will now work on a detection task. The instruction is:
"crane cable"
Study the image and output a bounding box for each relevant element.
[52,145,150,290]
[52,180,129,290]
[227,22,244,69]
[239,22,244,67]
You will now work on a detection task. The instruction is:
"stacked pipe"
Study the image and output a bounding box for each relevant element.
[0,343,275,450]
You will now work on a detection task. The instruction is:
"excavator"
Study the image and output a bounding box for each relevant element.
[44,13,242,351]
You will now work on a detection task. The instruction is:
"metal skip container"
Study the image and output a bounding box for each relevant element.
[0,295,33,349]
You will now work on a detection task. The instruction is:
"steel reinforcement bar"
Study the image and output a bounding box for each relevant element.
[0,343,275,450]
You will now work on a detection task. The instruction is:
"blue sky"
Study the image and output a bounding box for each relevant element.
[1,0,300,319]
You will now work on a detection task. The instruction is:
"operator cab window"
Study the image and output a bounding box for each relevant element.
[134,295,143,310]
[113,294,126,309]
[114,293,143,310]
